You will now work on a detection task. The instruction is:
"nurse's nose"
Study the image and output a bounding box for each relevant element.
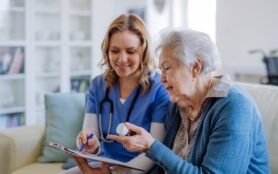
[118,51,128,62]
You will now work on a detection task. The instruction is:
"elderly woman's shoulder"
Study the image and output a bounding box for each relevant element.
[208,85,262,135]
[211,84,261,123]
[212,77,255,106]
[226,84,256,105]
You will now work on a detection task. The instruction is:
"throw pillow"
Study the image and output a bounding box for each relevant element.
[62,157,77,169]
[37,93,85,162]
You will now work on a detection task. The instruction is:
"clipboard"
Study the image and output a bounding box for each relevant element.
[41,141,145,171]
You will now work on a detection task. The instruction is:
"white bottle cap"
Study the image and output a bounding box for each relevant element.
[116,123,129,136]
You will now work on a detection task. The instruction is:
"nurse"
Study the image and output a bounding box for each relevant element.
[62,14,170,174]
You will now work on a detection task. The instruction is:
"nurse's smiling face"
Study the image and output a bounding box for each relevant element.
[108,30,143,79]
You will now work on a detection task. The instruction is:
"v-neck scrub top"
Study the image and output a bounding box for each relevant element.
[85,71,170,162]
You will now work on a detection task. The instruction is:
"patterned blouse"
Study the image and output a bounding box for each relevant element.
[172,101,208,159]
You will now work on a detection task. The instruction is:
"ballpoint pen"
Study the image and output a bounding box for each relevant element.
[79,133,94,152]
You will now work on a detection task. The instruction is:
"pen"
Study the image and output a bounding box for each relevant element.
[79,133,94,152]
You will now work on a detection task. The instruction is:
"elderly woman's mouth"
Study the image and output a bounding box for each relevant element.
[166,86,173,92]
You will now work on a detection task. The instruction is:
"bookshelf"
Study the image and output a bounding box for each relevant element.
[0,0,26,129]
[33,0,93,124]
[0,0,94,129]
[0,0,148,129]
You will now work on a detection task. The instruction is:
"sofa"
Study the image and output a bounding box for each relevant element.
[0,82,278,174]
[0,93,86,174]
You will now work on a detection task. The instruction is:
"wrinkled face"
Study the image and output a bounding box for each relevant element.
[108,30,142,79]
[159,47,195,107]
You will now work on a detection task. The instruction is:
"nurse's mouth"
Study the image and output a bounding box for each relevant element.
[117,64,130,67]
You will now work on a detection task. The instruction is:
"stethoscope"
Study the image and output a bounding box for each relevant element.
[98,85,141,143]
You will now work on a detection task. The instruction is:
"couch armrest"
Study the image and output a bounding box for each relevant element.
[0,124,45,174]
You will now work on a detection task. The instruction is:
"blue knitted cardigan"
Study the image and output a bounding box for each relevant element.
[146,84,270,174]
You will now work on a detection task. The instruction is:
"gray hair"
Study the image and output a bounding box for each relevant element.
[156,28,221,74]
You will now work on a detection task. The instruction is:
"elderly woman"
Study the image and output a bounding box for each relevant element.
[108,28,270,173]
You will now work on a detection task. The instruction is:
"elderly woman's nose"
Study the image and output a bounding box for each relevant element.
[160,72,167,84]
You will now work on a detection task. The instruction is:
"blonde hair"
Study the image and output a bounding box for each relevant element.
[100,14,153,92]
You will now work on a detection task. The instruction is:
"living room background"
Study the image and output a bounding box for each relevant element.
[0,0,277,128]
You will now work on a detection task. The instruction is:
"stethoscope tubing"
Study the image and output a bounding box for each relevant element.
[98,86,141,143]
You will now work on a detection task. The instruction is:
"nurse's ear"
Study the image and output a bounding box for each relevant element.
[191,57,203,79]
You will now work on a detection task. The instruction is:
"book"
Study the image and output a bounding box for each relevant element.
[41,141,145,171]
[9,48,24,74]
[12,51,24,73]
[0,115,8,130]
[79,79,89,92]
[71,79,89,93]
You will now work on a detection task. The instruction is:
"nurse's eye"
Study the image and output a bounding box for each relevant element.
[110,49,119,54]
[127,50,136,54]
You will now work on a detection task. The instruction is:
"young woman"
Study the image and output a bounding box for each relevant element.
[62,14,170,174]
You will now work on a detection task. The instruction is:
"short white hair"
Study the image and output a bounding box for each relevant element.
[156,28,221,74]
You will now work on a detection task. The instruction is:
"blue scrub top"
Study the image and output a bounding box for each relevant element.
[85,71,170,162]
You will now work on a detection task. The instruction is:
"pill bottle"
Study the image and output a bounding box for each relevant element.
[116,123,131,136]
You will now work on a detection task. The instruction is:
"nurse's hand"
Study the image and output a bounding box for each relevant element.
[107,122,155,152]
[76,130,100,154]
[71,155,111,174]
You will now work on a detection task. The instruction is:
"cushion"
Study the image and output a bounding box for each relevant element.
[37,93,85,162]
[62,157,77,169]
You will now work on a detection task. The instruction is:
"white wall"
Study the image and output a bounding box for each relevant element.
[91,0,115,77]
[216,0,278,76]
[146,0,172,40]
[113,0,146,17]
[92,0,278,79]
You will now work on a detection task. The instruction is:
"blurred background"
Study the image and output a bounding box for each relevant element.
[0,0,278,129]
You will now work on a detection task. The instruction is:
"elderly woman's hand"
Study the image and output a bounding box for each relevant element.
[71,155,111,174]
[107,122,155,152]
